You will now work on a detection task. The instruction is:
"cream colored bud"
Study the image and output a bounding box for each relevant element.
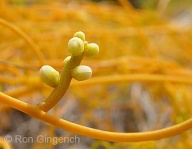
[71,65,92,81]
[40,65,60,87]
[84,43,99,57]
[68,37,84,56]
[74,31,85,41]
[63,56,71,66]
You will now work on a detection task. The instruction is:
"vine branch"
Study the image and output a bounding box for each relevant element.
[0,92,191,142]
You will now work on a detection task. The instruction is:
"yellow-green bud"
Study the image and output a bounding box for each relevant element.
[40,65,60,87]
[63,56,71,66]
[84,43,99,57]
[71,65,92,81]
[84,41,88,47]
[74,31,85,41]
[68,37,84,56]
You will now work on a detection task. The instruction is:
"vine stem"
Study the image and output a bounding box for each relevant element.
[0,92,191,142]
[0,18,44,65]
[0,137,12,149]
[71,74,192,86]
[37,54,83,112]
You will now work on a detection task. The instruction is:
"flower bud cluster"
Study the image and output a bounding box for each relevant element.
[68,31,99,81]
[40,31,99,87]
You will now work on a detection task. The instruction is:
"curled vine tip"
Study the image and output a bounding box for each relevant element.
[40,65,60,87]
[84,43,99,57]
[74,31,85,41]
[71,65,92,81]
[68,37,84,56]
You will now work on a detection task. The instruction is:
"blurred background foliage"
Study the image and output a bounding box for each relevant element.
[0,0,192,148]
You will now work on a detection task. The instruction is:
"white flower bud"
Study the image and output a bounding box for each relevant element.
[68,37,84,56]
[40,65,60,87]
[71,65,92,81]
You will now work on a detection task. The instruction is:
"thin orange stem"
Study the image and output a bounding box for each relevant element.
[117,0,157,57]
[0,18,44,65]
[0,92,191,142]
[0,137,13,149]
[71,74,192,87]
